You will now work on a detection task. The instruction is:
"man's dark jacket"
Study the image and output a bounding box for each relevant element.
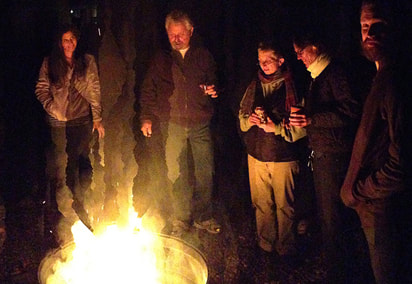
[341,63,412,228]
[139,45,216,127]
[305,61,361,154]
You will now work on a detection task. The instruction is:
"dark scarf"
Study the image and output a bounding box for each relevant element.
[240,69,297,115]
[258,69,284,84]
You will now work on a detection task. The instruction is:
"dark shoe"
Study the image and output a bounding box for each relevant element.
[72,200,93,232]
[257,248,280,283]
[279,252,303,268]
[193,218,221,234]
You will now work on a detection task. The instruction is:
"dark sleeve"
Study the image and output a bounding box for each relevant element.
[194,47,219,104]
[203,49,217,86]
[84,55,102,122]
[139,54,160,122]
[355,87,405,199]
[35,58,53,114]
[311,66,361,128]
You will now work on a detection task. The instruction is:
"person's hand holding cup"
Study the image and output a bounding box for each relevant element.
[289,105,311,127]
[254,107,267,124]
[290,106,303,115]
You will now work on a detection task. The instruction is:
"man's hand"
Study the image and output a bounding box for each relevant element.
[258,117,276,133]
[289,113,311,127]
[199,84,218,98]
[141,120,152,137]
[93,121,105,138]
[248,113,262,126]
[340,185,360,208]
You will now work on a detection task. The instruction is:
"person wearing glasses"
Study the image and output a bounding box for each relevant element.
[289,30,362,282]
[239,41,306,268]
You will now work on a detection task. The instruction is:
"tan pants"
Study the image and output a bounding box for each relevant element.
[248,155,299,255]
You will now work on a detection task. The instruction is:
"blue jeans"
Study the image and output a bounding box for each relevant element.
[164,122,214,223]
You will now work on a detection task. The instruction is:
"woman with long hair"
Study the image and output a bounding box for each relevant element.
[35,24,104,247]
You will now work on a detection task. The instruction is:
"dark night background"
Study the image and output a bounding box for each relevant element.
[0,0,372,208]
[0,0,412,283]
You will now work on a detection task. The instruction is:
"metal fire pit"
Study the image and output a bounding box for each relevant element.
[38,233,208,284]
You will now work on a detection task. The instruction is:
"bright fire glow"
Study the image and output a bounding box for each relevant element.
[46,209,164,284]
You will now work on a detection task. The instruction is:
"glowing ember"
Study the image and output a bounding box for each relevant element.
[39,210,208,284]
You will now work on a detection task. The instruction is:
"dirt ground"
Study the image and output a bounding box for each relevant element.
[0,196,325,284]
[0,156,374,284]
[0,112,373,284]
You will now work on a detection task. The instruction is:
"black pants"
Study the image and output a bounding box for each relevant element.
[312,151,363,282]
[45,122,92,231]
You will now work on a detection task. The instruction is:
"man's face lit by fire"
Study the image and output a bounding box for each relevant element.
[360,5,389,63]
[293,44,319,69]
[166,22,193,51]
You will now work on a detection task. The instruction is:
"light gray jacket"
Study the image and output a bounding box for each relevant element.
[35,54,102,123]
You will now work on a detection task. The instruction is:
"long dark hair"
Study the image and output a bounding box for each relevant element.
[48,24,87,86]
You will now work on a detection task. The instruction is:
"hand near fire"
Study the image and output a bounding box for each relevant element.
[93,121,105,138]
[141,120,152,137]
[199,84,218,98]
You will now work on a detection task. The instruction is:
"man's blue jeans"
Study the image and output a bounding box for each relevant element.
[164,122,214,223]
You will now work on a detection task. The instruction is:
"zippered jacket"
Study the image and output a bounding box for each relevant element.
[305,61,361,154]
[35,54,102,125]
[139,46,216,127]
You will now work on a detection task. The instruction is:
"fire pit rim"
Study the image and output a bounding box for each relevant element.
[38,232,209,284]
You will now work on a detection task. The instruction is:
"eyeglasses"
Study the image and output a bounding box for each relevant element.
[295,46,307,57]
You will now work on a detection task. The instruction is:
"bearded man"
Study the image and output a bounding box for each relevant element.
[340,1,412,283]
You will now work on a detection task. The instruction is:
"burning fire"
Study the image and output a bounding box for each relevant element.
[45,210,165,284]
